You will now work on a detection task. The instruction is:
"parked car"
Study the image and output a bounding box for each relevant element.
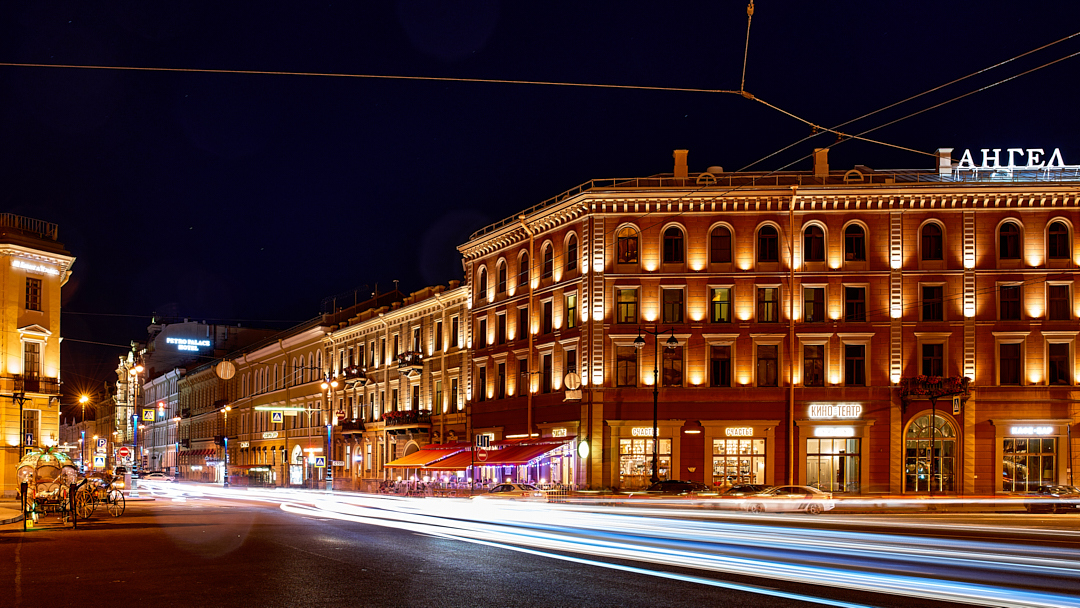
[141,471,175,483]
[472,483,547,502]
[740,485,835,515]
[1024,485,1080,513]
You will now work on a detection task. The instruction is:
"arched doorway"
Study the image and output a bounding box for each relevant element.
[904,413,957,493]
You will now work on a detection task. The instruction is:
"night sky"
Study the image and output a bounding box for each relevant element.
[2,2,1078,408]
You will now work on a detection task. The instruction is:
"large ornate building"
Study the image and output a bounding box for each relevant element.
[0,214,75,497]
[459,148,1080,494]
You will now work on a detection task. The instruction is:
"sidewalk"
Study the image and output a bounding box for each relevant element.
[0,498,24,525]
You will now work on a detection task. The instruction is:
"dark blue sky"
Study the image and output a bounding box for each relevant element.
[2,1,1078,401]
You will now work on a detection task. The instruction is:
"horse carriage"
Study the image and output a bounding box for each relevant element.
[16,447,125,524]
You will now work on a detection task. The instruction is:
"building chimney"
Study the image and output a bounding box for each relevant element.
[935,148,954,176]
[673,149,688,179]
[813,148,829,179]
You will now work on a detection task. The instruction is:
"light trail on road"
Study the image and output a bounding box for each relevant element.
[139,483,1080,608]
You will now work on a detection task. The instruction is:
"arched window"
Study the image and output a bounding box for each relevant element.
[496,262,507,294]
[904,414,956,493]
[1048,221,1070,259]
[617,226,639,264]
[758,225,778,263]
[662,227,684,263]
[542,245,554,278]
[999,222,1021,259]
[921,223,943,261]
[477,267,488,298]
[710,226,731,263]
[518,252,529,287]
[803,225,824,262]
[844,225,865,261]
[565,234,578,272]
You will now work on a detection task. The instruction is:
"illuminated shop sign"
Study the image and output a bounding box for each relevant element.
[262,432,279,439]
[551,428,568,437]
[239,442,250,448]
[631,427,655,437]
[808,403,863,420]
[814,426,855,438]
[725,427,754,437]
[1010,426,1053,436]
[166,337,211,351]
[12,259,60,275]
[956,148,1071,172]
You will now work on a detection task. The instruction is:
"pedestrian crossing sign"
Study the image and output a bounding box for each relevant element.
[314,456,326,468]
[142,409,155,422]
[271,411,284,424]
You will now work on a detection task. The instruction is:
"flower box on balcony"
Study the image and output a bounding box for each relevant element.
[899,375,971,403]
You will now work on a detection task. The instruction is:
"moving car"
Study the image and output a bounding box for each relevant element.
[141,471,175,483]
[634,480,715,496]
[721,484,772,496]
[472,483,547,502]
[740,485,835,515]
[1024,485,1080,513]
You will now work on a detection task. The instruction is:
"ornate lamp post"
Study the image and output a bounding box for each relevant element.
[320,375,340,491]
[220,405,232,487]
[634,326,679,484]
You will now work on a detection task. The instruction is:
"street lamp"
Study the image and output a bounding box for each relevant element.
[129,364,144,474]
[320,376,340,491]
[221,405,232,487]
[172,416,182,478]
[78,395,90,473]
[634,326,679,484]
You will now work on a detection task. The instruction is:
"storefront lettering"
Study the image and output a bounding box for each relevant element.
[631,427,655,437]
[551,428,568,437]
[813,426,855,438]
[808,403,863,419]
[1010,426,1053,436]
[12,258,60,275]
[725,427,754,437]
[262,431,279,439]
[239,441,250,448]
[955,148,1068,171]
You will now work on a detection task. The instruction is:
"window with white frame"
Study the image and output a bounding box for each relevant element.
[839,334,872,387]
[993,332,1029,386]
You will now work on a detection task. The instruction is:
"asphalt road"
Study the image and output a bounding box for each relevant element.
[4,487,1078,608]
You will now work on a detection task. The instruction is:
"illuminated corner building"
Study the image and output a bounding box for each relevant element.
[324,283,470,491]
[458,148,1080,495]
[0,214,75,497]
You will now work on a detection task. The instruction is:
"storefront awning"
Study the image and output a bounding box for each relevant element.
[422,450,477,471]
[385,447,466,468]
[482,443,566,466]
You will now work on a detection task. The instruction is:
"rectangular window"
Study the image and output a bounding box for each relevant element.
[845,287,866,322]
[434,320,443,352]
[435,380,444,413]
[24,342,41,377]
[757,287,778,322]
[497,362,506,399]
[757,345,778,387]
[451,377,460,410]
[518,306,529,339]
[497,314,506,345]
[412,327,421,351]
[411,385,419,410]
[1000,285,1021,320]
[1049,343,1070,385]
[477,366,487,402]
[26,278,42,312]
[803,287,825,323]
[922,343,944,377]
[922,285,943,321]
[541,353,553,393]
[477,318,488,348]
[23,409,40,447]
[565,293,577,329]
[393,334,400,359]
[844,344,865,386]
[369,341,376,367]
[616,346,637,387]
[542,301,553,334]
[380,338,386,366]
[711,230,731,263]
[710,288,731,323]
[662,289,684,324]
[450,317,460,348]
[709,345,731,387]
[518,356,529,391]
[999,343,1021,385]
[565,348,577,374]
[1049,285,1070,321]
[617,289,638,324]
[662,346,683,387]
[803,344,824,387]
[391,388,399,410]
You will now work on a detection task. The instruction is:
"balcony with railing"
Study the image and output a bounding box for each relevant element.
[0,374,60,395]
[340,366,370,387]
[381,409,432,429]
[899,375,971,410]
[397,352,424,377]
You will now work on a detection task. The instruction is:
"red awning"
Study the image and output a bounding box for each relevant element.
[482,443,566,466]
[386,447,466,468]
[422,450,477,471]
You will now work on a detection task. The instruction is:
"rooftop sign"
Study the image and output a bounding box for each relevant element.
[166,337,211,351]
[955,148,1073,172]
[12,259,60,275]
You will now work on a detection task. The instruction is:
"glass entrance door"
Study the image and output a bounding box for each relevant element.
[904,414,956,493]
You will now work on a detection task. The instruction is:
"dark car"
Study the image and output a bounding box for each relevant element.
[721,484,772,496]
[1024,485,1080,513]
[631,480,715,497]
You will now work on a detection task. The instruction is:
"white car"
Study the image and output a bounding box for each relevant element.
[141,471,175,483]
[740,485,835,515]
[472,483,547,502]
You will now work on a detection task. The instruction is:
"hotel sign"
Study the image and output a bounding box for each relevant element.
[808,403,863,420]
[166,337,211,352]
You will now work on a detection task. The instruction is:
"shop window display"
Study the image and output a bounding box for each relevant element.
[712,439,765,485]
[619,438,671,489]
[807,437,861,493]
[1003,437,1057,492]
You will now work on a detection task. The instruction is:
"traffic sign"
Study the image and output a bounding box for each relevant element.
[271,411,284,424]
[477,447,488,462]
[93,455,105,468]
[314,456,326,468]
[96,438,107,450]
[142,409,155,422]
[952,395,962,414]
[117,446,131,459]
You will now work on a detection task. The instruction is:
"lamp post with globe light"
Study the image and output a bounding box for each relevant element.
[320,375,340,491]
[633,326,680,484]
[220,405,232,487]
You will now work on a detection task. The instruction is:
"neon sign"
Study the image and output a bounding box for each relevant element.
[725,427,754,437]
[808,403,863,419]
[814,426,855,438]
[1010,426,1053,436]
[631,427,655,437]
[955,148,1069,172]
[12,259,60,275]
[166,337,211,351]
